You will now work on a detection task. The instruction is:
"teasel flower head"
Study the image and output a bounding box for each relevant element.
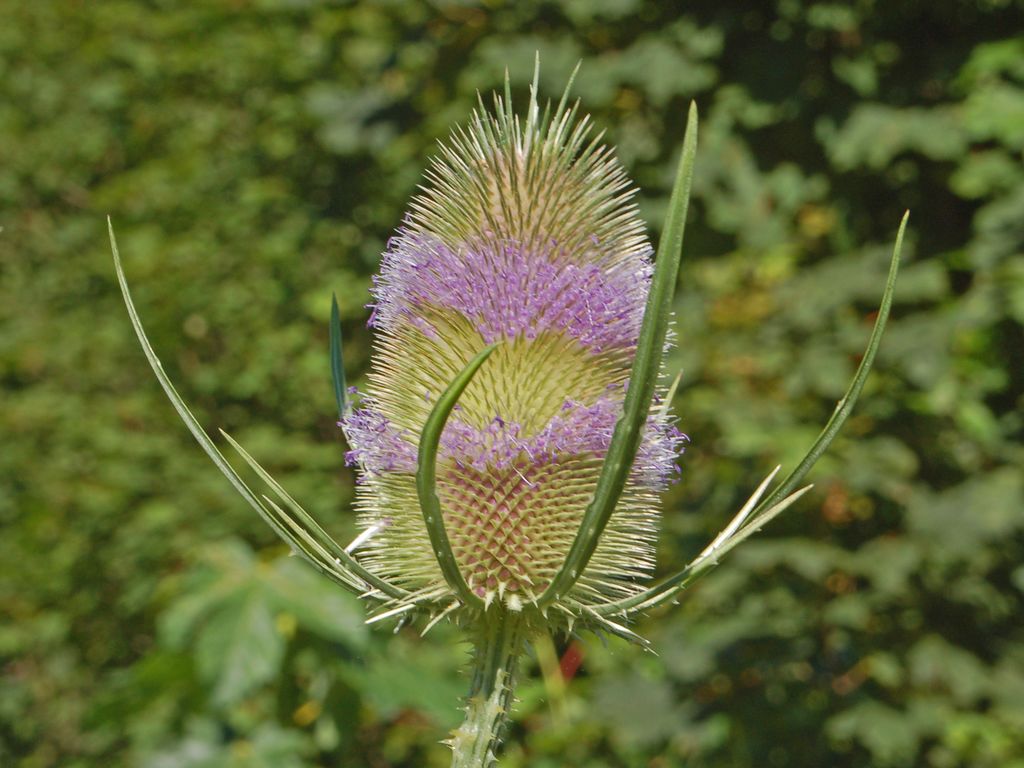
[111,61,906,768]
[341,74,686,622]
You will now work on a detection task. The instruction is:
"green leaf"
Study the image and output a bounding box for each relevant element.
[194,584,284,709]
[907,466,1024,557]
[145,721,310,768]
[158,540,365,710]
[825,105,967,170]
[827,700,923,766]
[158,542,254,650]
[338,635,465,728]
[265,557,367,649]
[908,635,990,706]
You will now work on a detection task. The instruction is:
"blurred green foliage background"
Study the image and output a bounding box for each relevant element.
[2,0,1023,766]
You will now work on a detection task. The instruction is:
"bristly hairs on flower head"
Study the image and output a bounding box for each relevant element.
[110,58,906,768]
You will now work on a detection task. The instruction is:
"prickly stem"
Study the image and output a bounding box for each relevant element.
[449,610,525,768]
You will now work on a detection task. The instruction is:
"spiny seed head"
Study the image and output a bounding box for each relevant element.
[342,81,685,616]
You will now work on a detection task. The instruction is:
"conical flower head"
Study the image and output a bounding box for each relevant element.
[343,82,684,613]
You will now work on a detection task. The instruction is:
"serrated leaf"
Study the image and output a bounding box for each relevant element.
[339,640,465,728]
[157,540,255,650]
[265,557,367,649]
[194,584,284,709]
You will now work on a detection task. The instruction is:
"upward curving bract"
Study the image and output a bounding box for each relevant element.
[342,82,686,614]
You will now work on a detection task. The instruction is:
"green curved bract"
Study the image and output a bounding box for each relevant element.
[539,102,699,606]
[415,344,499,609]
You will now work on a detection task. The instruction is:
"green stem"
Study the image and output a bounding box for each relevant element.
[450,611,526,768]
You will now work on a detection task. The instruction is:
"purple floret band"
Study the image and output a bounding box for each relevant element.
[369,233,653,354]
[342,395,686,490]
